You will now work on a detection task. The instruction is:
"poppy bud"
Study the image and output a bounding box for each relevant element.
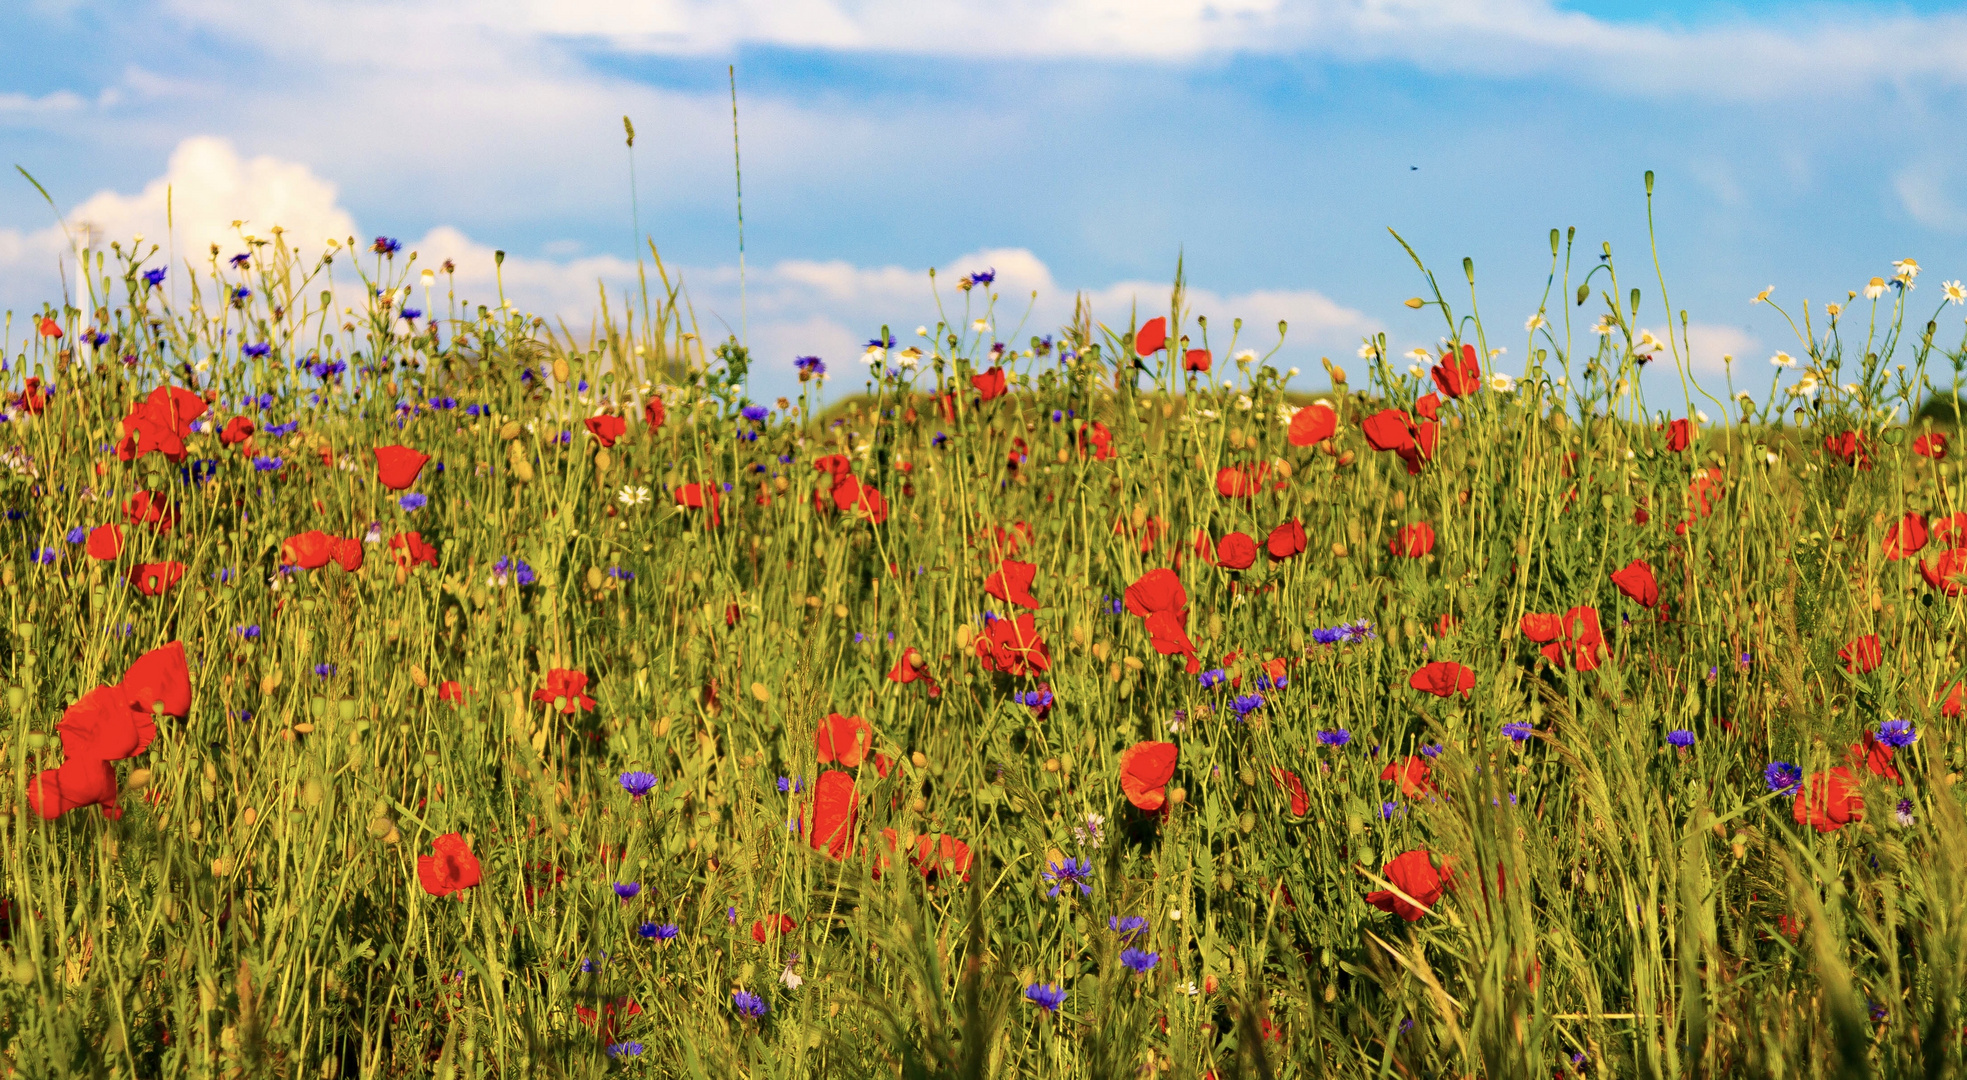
[409,664,428,689]
[499,420,522,440]
[367,817,394,839]
[211,857,232,877]
[1404,298,1424,309]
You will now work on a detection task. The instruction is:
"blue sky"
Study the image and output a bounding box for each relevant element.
[4,0,1966,402]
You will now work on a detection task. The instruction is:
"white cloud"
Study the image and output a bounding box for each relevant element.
[1896,165,1967,234]
[1681,321,1761,376]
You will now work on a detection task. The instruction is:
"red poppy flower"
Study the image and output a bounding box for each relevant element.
[975,613,1051,676]
[417,833,482,897]
[584,415,628,448]
[1430,343,1482,398]
[1395,422,1438,475]
[850,483,890,524]
[905,832,974,881]
[1390,522,1435,558]
[828,473,863,512]
[1125,569,1186,615]
[1923,548,1967,595]
[123,490,175,533]
[1380,755,1434,798]
[886,649,940,697]
[36,315,61,339]
[220,415,255,446]
[26,757,119,820]
[751,914,795,943]
[1915,432,1949,460]
[282,530,333,569]
[1270,768,1309,815]
[1266,520,1307,561]
[1941,681,1966,718]
[814,454,854,478]
[1663,418,1691,452]
[1215,532,1258,570]
[1183,348,1211,373]
[1610,559,1658,607]
[328,537,364,573]
[1286,401,1337,446]
[984,560,1041,610]
[116,413,186,464]
[1142,609,1198,663]
[1361,409,1415,452]
[14,378,47,415]
[1518,606,1605,671]
[317,444,335,468]
[971,367,1008,401]
[1883,513,1928,561]
[1822,430,1871,470]
[129,562,185,596]
[1077,420,1116,461]
[58,684,156,762]
[803,769,858,860]
[1413,393,1441,421]
[373,445,430,491]
[575,997,644,1044]
[1839,634,1882,674]
[1409,661,1475,698]
[1120,740,1179,811]
[1793,767,1863,833]
[1846,732,1901,783]
[533,669,596,713]
[815,713,876,768]
[1935,514,1967,548]
[86,523,123,561]
[674,483,722,526]
[1214,462,1272,499]
[1366,849,1454,922]
[437,681,470,705]
[388,531,439,569]
[1135,316,1168,357]
[120,641,191,719]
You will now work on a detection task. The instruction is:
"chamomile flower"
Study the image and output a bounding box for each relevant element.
[1751,286,1773,304]
[1591,315,1615,336]
[1525,313,1547,332]
[1490,373,1516,392]
[1358,339,1379,360]
[1408,365,1426,378]
[618,485,651,506]
[1865,277,1887,300]
[1406,347,1432,363]
[1234,348,1257,364]
[971,319,990,333]
[1944,280,1966,305]
[1894,258,1921,282]
[1770,352,1796,368]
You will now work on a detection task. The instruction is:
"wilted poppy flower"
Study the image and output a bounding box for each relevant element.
[985,560,1041,610]
[220,415,255,446]
[1215,532,1258,570]
[1409,661,1475,698]
[1823,430,1871,470]
[1366,849,1454,921]
[1135,316,1167,357]
[805,769,858,860]
[971,367,1008,401]
[1793,767,1863,833]
[1287,401,1337,447]
[750,914,795,943]
[417,833,482,897]
[1518,606,1605,671]
[1663,417,1691,452]
[1676,468,1725,535]
[584,415,628,448]
[388,531,439,569]
[576,997,645,1043]
[1610,559,1659,607]
[643,395,666,431]
[86,524,123,561]
[901,831,973,881]
[976,613,1051,676]
[1214,462,1272,499]
[437,681,470,705]
[815,713,876,768]
[1076,420,1116,461]
[1266,520,1307,561]
[1120,741,1179,811]
[849,483,889,524]
[1883,513,1929,561]
[886,649,940,697]
[1182,347,1211,373]
[1380,755,1434,798]
[1390,522,1435,558]
[123,490,175,533]
[1430,343,1481,399]
[1270,768,1309,815]
[373,445,430,491]
[26,757,120,820]
[533,669,596,713]
[130,562,185,596]
[1915,432,1949,460]
[15,377,47,414]
[1941,681,1966,719]
[1839,634,1882,674]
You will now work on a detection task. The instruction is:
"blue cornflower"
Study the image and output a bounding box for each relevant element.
[967,268,996,288]
[865,334,896,349]
[732,991,769,1019]
[738,430,758,443]
[513,559,536,587]
[620,771,658,798]
[777,776,804,794]
[230,253,251,268]
[182,459,220,485]
[1255,671,1288,691]
[1044,857,1094,898]
[265,421,300,437]
[932,431,949,448]
[1317,729,1352,748]
[1667,729,1695,748]
[308,360,347,380]
[794,355,825,378]
[231,286,251,303]
[82,330,108,348]
[1421,743,1445,759]
[236,625,261,641]
[1877,719,1918,748]
[464,403,485,417]
[398,493,428,511]
[1120,948,1159,975]
[605,1042,645,1059]
[1765,761,1803,795]
[65,526,86,544]
[1051,410,1064,423]
[1024,983,1066,1012]
[741,405,770,422]
[314,663,336,678]
[30,547,56,565]
[1311,626,1344,645]
[1341,620,1376,643]
[1199,668,1228,690]
[371,236,402,256]
[1381,801,1399,819]
[1231,693,1265,717]
[640,922,680,941]
[613,882,641,900]
[608,566,635,581]
[401,308,422,321]
[1108,916,1148,941]
[242,342,270,358]
[429,396,458,410]
[1501,722,1535,743]
[1014,687,1053,710]
[141,267,166,287]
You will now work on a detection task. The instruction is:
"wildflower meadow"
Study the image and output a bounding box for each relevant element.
[7,178,1967,1078]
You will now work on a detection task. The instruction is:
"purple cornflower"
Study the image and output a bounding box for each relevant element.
[252,456,283,472]
[605,1042,645,1059]
[966,268,996,288]
[371,236,402,256]
[1108,916,1148,941]
[1896,798,1916,826]
[265,421,300,436]
[741,405,770,422]
[1667,729,1695,748]
[236,625,261,641]
[1014,687,1053,710]
[732,991,768,1019]
[1311,626,1344,645]
[794,355,825,379]
[777,776,804,794]
[231,286,251,303]
[1024,983,1066,1012]
[1199,668,1228,690]
[1381,801,1399,819]
[141,267,166,287]
[1420,743,1445,758]
[620,771,658,798]
[313,663,336,678]
[398,493,427,511]
[1876,719,1917,748]
[1120,948,1159,975]
[642,922,680,941]
[1341,620,1376,643]
[401,308,422,321]
[1501,722,1535,743]
[1231,693,1265,717]
[30,547,55,565]
[242,342,270,358]
[1317,729,1351,748]
[1765,761,1802,795]
[1044,857,1094,898]
[64,526,85,543]
[613,882,641,900]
